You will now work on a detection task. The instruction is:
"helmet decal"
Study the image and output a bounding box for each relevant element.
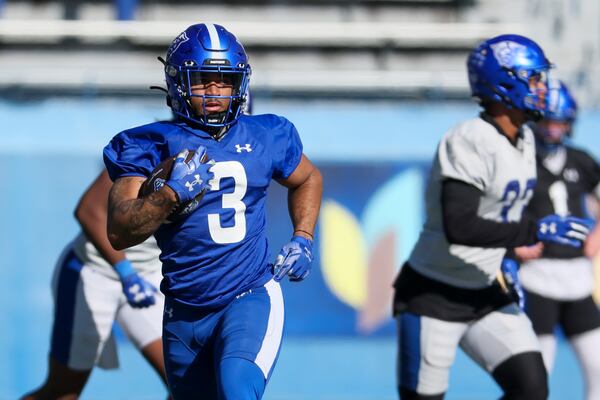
[166,31,189,60]
[490,41,528,68]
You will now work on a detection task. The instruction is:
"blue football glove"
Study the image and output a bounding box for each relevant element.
[500,258,524,310]
[114,259,158,308]
[166,145,215,203]
[536,214,593,248]
[273,236,314,282]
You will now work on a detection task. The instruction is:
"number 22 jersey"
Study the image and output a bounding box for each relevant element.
[103,114,303,308]
[408,116,537,288]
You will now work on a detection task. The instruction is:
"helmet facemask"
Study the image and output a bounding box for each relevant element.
[166,62,250,132]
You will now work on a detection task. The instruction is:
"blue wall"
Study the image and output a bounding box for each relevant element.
[1,98,596,398]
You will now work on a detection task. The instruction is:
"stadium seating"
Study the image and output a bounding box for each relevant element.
[0,1,593,102]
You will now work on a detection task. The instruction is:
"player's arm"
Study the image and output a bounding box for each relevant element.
[278,154,323,239]
[107,146,212,250]
[76,169,128,264]
[107,175,177,250]
[272,154,323,282]
[442,179,590,248]
[77,169,158,308]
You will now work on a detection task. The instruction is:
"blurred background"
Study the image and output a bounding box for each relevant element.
[2,0,600,399]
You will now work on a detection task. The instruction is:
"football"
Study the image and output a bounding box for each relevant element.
[138,150,209,221]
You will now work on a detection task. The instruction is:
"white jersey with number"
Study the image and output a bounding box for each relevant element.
[71,231,162,279]
[408,117,537,289]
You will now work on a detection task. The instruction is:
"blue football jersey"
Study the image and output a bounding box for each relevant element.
[103,114,303,308]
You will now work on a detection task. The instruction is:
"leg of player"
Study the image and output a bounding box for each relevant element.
[523,289,561,371]
[571,329,600,400]
[20,357,91,400]
[396,313,468,399]
[459,304,548,400]
[218,358,266,399]
[115,270,170,395]
[491,352,548,400]
[162,299,220,400]
[216,280,284,400]
[140,339,169,383]
[22,249,121,400]
[560,296,600,400]
[536,334,557,372]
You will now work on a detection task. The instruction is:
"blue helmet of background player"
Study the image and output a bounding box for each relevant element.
[164,23,251,130]
[467,34,552,120]
[546,79,577,123]
[533,79,578,150]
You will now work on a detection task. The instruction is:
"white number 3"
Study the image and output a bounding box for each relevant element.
[207,161,247,244]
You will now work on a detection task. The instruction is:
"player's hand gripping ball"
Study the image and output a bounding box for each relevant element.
[139,145,215,221]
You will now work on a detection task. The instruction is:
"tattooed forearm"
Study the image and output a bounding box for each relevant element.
[146,190,175,208]
[107,177,177,249]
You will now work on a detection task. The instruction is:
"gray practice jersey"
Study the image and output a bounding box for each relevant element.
[71,232,162,279]
[409,117,537,288]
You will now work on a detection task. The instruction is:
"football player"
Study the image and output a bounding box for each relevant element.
[392,34,592,400]
[21,170,168,400]
[516,80,600,400]
[103,24,322,399]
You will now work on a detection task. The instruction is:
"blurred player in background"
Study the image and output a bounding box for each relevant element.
[392,34,593,400]
[515,80,600,400]
[21,170,168,400]
[103,23,322,399]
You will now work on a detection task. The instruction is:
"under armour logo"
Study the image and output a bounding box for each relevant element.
[164,307,173,318]
[128,284,151,303]
[539,222,557,235]
[185,174,202,192]
[235,144,252,153]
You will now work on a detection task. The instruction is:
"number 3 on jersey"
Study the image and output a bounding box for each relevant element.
[500,179,536,222]
[208,161,247,244]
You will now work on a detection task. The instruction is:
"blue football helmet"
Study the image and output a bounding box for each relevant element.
[467,34,552,119]
[533,79,578,150]
[164,23,251,130]
[546,79,577,122]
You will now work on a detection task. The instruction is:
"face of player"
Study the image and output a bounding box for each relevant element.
[527,71,548,112]
[189,72,234,115]
[537,119,571,144]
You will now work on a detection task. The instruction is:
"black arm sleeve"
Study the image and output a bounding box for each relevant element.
[441,179,538,248]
